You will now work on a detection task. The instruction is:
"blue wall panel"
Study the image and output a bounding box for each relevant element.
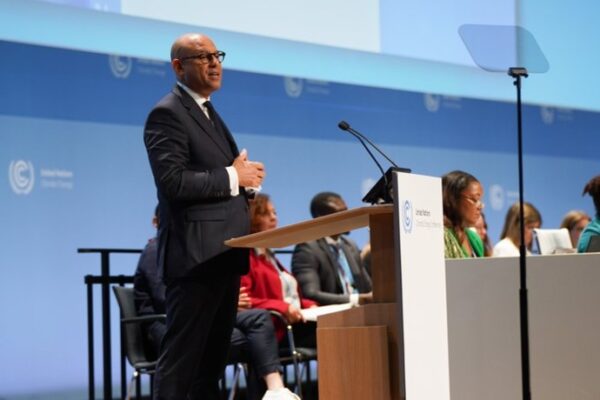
[1,40,599,397]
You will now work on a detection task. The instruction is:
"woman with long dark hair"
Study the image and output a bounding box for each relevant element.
[577,175,600,252]
[442,170,485,258]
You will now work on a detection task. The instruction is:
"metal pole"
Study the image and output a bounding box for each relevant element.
[86,276,95,400]
[101,251,112,400]
[510,67,531,400]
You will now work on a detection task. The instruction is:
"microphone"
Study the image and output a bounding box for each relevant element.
[338,121,399,168]
[338,121,386,180]
[337,120,411,204]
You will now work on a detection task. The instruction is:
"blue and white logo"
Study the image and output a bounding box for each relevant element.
[424,93,441,112]
[540,106,555,125]
[284,77,304,98]
[109,55,133,79]
[9,160,35,195]
[489,184,505,211]
[402,199,413,234]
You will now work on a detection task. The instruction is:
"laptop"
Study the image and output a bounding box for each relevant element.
[584,235,600,253]
[533,228,574,255]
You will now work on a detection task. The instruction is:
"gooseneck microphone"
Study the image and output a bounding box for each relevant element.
[338,121,386,180]
[338,121,399,168]
[338,120,411,204]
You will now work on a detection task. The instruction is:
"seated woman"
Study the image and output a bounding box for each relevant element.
[492,202,542,257]
[560,210,590,248]
[577,175,600,252]
[242,193,318,348]
[473,213,493,257]
[442,170,485,258]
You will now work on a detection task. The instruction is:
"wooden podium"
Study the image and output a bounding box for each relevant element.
[226,204,403,400]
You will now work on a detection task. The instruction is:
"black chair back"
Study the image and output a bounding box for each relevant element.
[112,286,155,368]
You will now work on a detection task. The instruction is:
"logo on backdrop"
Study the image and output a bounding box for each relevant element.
[8,160,75,194]
[109,55,133,79]
[540,106,555,125]
[424,93,441,112]
[402,199,413,234]
[8,160,35,195]
[284,77,304,98]
[489,184,505,211]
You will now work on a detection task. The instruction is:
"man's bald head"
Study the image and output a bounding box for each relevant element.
[169,33,222,97]
[170,33,209,61]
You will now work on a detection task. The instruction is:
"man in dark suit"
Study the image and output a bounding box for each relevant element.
[134,209,300,400]
[291,192,373,306]
[144,33,265,400]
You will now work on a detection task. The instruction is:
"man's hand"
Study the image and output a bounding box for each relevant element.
[284,304,305,324]
[237,286,252,311]
[232,149,265,188]
[358,292,374,305]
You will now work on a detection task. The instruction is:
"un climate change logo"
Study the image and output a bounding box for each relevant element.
[424,93,441,112]
[402,199,413,234]
[284,77,303,98]
[540,106,555,125]
[109,55,132,79]
[9,160,35,195]
[489,184,505,211]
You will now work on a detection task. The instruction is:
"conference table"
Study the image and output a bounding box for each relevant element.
[228,206,600,399]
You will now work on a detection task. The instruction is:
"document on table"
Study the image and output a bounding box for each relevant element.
[300,303,353,321]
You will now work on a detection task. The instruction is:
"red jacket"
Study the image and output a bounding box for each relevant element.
[242,250,317,340]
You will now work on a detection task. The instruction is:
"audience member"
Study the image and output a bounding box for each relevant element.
[577,175,600,252]
[360,242,372,277]
[292,192,373,306]
[492,202,542,257]
[442,170,485,258]
[560,210,591,248]
[473,213,492,257]
[134,208,300,400]
[241,194,318,348]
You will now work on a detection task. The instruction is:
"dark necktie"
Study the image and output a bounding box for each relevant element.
[203,100,237,155]
[203,100,220,128]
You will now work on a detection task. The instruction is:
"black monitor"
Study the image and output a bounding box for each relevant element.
[584,235,600,253]
[362,166,411,205]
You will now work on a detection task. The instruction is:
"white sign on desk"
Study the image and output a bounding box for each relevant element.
[393,171,450,400]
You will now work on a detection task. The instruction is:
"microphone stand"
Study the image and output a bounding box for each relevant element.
[509,66,531,400]
[337,121,411,204]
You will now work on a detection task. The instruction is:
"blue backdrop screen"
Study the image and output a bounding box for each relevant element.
[1,40,599,396]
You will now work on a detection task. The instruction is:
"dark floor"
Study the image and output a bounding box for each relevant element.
[130,377,318,400]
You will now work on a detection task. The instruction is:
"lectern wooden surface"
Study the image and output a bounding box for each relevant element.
[226,204,400,399]
[318,325,390,400]
[225,204,392,249]
[318,303,400,400]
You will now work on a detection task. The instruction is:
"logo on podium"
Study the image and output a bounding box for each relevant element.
[402,199,413,234]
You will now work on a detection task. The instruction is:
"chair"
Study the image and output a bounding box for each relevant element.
[113,285,246,400]
[534,228,575,255]
[112,285,165,400]
[270,311,318,399]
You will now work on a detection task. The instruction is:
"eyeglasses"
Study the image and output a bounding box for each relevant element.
[179,51,226,64]
[461,195,484,208]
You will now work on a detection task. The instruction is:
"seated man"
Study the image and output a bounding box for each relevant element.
[134,208,299,400]
[291,192,372,306]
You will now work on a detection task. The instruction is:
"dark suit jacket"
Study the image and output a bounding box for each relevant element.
[144,85,250,280]
[291,236,372,305]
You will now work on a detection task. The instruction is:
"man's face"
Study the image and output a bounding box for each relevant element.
[327,197,348,239]
[327,198,348,214]
[172,35,222,97]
